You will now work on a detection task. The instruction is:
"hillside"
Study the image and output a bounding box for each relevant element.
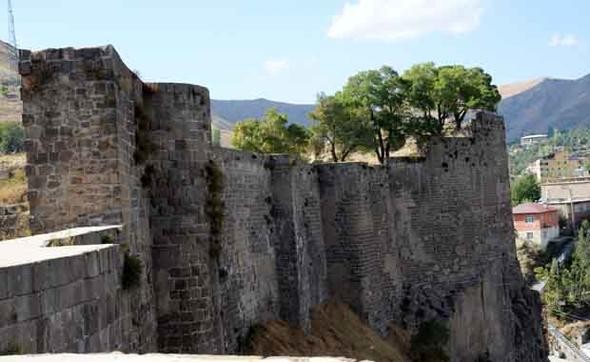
[499,74,590,142]
[498,78,545,99]
[247,302,410,361]
[0,40,17,84]
[211,98,314,127]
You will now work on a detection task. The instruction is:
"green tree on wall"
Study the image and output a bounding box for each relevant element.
[231,108,310,156]
[309,93,371,162]
[402,63,501,133]
[340,66,410,164]
[511,174,541,205]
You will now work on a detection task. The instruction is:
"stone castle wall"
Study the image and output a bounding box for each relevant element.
[0,227,128,354]
[12,45,547,360]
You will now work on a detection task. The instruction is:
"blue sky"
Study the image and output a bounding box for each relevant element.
[3,0,590,103]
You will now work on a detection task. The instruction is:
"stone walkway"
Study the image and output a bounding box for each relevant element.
[0,225,121,267]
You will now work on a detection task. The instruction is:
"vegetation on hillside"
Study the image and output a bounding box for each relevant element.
[0,122,24,154]
[508,128,590,177]
[233,63,500,164]
[535,220,590,317]
[511,174,541,205]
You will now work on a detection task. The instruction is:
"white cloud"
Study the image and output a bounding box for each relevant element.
[328,0,483,41]
[549,33,579,47]
[263,59,289,76]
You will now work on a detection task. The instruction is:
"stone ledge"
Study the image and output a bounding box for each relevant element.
[0,225,122,268]
[0,354,372,361]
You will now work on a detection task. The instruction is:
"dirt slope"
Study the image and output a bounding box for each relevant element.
[247,303,410,362]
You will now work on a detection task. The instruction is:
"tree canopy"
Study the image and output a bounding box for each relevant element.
[231,108,309,155]
[231,62,500,164]
[535,220,590,313]
[511,174,541,205]
[309,93,371,162]
[402,63,501,132]
[340,66,410,164]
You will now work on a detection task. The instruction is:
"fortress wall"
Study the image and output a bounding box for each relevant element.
[144,83,221,353]
[211,148,279,351]
[316,163,401,335]
[0,228,127,354]
[268,156,328,331]
[19,47,122,233]
[388,113,546,360]
[18,46,159,352]
[15,45,547,359]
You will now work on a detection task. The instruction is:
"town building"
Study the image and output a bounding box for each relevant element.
[542,179,590,232]
[513,202,560,249]
[527,150,586,182]
[520,134,548,147]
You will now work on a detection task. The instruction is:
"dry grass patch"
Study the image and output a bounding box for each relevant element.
[0,167,27,204]
[247,302,409,361]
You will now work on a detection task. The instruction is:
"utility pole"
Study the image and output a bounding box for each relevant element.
[568,186,576,236]
[7,0,19,79]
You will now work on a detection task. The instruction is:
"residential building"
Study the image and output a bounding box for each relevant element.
[527,150,586,182]
[520,134,548,147]
[513,203,559,249]
[542,179,590,232]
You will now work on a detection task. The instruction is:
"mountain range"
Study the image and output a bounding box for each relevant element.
[498,75,590,142]
[2,41,590,143]
[211,99,314,131]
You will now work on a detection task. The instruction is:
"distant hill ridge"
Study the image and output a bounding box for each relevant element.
[498,74,590,142]
[3,41,590,143]
[211,98,314,130]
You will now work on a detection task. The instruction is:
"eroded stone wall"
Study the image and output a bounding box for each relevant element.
[0,227,127,354]
[16,45,547,360]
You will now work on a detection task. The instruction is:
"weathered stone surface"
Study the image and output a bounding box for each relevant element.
[0,226,127,354]
[13,45,548,360]
[0,353,369,362]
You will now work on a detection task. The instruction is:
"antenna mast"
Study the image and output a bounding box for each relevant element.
[7,0,18,76]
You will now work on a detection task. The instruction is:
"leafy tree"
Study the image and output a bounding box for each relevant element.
[402,62,443,133]
[402,63,501,132]
[435,65,501,130]
[535,221,590,313]
[309,93,371,162]
[231,108,309,155]
[511,174,541,205]
[341,66,410,164]
[0,85,8,97]
[0,122,24,153]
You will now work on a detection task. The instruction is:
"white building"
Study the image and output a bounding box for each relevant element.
[521,134,548,147]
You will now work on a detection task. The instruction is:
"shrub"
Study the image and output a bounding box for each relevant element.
[410,320,450,362]
[0,122,24,154]
[46,237,74,247]
[122,253,142,290]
